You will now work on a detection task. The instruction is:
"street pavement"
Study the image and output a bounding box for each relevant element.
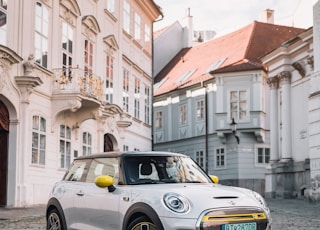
[0,198,319,229]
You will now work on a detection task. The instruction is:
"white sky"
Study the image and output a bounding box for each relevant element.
[153,0,318,36]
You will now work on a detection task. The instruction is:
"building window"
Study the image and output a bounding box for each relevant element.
[105,54,114,103]
[195,150,205,170]
[196,100,204,121]
[155,111,163,129]
[123,145,129,151]
[106,0,115,13]
[134,12,141,40]
[144,24,151,51]
[62,21,73,79]
[32,115,46,165]
[123,68,129,112]
[0,0,7,45]
[35,2,49,68]
[230,90,247,120]
[256,146,270,165]
[123,1,130,34]
[215,147,226,169]
[134,78,140,119]
[60,125,71,169]
[179,104,187,125]
[82,132,92,156]
[144,85,150,124]
[84,39,93,76]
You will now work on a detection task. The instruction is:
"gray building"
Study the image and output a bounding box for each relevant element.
[153,16,304,195]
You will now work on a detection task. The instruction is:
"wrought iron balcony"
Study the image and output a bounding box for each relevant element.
[52,67,104,100]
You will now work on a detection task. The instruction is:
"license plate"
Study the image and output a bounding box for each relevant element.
[222,222,256,230]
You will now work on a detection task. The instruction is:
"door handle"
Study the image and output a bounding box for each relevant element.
[76,190,84,196]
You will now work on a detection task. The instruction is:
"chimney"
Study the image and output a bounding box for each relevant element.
[260,9,274,24]
[187,8,193,47]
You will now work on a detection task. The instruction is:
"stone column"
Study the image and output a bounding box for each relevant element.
[279,71,292,162]
[265,76,280,198]
[309,0,320,202]
[14,55,43,206]
[267,76,279,163]
[15,76,42,206]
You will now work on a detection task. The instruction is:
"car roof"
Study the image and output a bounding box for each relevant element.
[74,151,187,160]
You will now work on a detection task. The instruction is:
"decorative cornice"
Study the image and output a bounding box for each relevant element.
[266,76,279,89]
[292,61,305,77]
[307,56,314,70]
[278,71,291,84]
[15,76,43,103]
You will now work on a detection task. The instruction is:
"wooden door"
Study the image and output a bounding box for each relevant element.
[104,134,114,152]
[0,130,8,206]
[0,100,9,206]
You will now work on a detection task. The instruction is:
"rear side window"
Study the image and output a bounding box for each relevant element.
[85,157,119,184]
[63,160,89,182]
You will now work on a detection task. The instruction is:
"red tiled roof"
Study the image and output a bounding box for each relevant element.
[154,21,305,96]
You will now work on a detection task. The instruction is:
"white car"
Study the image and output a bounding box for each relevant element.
[46,151,271,230]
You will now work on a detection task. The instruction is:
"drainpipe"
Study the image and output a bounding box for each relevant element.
[203,81,209,173]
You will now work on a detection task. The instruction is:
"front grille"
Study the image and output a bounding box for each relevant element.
[197,207,270,230]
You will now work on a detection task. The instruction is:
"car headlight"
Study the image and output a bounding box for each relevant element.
[163,193,190,214]
[252,191,266,207]
[252,191,270,215]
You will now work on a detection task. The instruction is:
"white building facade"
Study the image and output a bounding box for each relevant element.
[263,1,320,201]
[0,0,161,207]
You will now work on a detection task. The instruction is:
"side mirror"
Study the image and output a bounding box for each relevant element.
[210,175,219,184]
[95,175,116,192]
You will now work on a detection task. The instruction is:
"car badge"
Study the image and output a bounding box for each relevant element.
[229,200,236,206]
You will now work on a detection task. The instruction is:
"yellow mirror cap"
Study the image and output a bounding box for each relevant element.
[95,175,114,188]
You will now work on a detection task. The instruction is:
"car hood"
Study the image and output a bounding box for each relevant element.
[126,183,264,218]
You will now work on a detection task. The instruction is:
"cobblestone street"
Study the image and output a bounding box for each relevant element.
[0,198,319,229]
[267,199,320,230]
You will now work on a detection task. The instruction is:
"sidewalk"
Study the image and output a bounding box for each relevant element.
[266,198,320,230]
[0,205,45,221]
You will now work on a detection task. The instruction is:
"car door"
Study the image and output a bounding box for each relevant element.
[74,157,121,230]
[61,159,90,229]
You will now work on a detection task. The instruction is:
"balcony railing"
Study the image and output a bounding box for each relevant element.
[52,67,104,100]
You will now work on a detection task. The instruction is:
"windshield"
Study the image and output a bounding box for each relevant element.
[123,155,212,185]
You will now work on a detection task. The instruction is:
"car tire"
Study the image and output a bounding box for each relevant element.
[127,216,157,230]
[47,208,67,230]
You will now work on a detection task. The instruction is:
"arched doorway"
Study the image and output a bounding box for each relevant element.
[104,133,116,152]
[0,100,9,206]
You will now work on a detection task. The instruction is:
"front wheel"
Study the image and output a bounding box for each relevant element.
[47,208,66,230]
[128,216,157,230]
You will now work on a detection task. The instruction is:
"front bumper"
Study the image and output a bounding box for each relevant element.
[196,207,271,230]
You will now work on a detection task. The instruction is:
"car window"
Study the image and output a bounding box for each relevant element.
[124,155,211,184]
[85,157,119,184]
[63,160,88,182]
